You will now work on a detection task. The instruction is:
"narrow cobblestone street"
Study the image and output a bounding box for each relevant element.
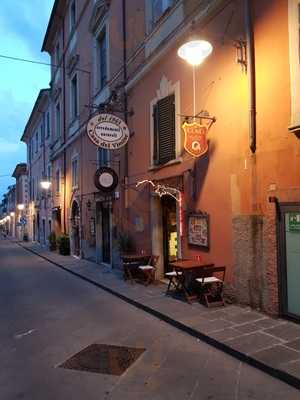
[1,239,300,399]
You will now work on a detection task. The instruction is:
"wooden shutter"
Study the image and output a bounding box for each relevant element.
[157,94,175,165]
[153,103,159,165]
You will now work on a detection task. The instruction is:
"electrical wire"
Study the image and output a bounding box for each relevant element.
[0,54,90,75]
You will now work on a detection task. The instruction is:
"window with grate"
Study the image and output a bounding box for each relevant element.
[153,94,175,165]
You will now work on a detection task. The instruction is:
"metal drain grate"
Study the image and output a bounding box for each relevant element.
[59,344,145,375]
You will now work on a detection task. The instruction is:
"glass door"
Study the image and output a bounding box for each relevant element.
[279,204,300,320]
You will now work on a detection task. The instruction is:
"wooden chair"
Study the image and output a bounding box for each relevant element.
[165,270,182,294]
[195,266,226,307]
[138,255,159,285]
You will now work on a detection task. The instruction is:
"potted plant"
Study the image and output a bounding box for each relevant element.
[57,234,70,255]
[48,231,57,251]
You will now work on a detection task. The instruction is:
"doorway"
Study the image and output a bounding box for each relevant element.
[161,195,178,274]
[71,201,81,257]
[95,202,111,265]
[279,203,300,321]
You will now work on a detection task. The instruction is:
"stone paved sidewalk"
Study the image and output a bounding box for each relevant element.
[17,241,300,390]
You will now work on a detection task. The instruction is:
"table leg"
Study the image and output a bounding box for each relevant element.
[177,270,198,304]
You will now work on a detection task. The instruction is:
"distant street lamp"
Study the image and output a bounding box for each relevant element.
[40,179,51,190]
[178,39,213,117]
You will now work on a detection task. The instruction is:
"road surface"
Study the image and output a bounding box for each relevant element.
[0,239,299,399]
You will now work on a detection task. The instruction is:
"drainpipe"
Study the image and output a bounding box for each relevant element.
[245,0,256,153]
[122,0,129,224]
[62,16,67,233]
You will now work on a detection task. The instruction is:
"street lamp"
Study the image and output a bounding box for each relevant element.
[40,179,51,190]
[178,39,213,117]
[177,40,213,66]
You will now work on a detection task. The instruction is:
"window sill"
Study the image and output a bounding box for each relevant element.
[148,157,182,171]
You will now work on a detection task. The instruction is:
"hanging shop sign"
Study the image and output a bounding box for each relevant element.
[87,113,129,150]
[182,121,208,158]
[94,167,118,193]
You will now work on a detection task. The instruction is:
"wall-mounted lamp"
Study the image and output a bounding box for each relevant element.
[10,212,15,217]
[17,204,25,211]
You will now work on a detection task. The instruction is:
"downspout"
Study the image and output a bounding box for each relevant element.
[122,0,128,223]
[62,16,67,233]
[245,0,256,153]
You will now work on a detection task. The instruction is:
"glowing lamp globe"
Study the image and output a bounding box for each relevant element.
[17,204,25,211]
[40,180,51,190]
[177,40,213,66]
[10,212,15,217]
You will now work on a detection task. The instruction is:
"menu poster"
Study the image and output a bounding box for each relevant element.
[188,212,209,248]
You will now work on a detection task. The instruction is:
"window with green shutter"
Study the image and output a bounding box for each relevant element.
[153,94,175,165]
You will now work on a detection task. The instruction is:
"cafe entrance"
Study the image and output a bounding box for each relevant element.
[161,195,178,274]
[278,203,300,321]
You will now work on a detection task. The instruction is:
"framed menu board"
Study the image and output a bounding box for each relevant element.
[188,212,209,249]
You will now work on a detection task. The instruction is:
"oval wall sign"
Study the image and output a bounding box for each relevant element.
[94,167,118,193]
[87,113,130,150]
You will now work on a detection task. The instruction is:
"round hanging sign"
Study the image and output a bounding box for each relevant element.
[94,167,118,192]
[87,113,130,150]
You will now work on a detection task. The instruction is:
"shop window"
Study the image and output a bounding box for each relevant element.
[153,94,175,165]
[97,28,107,90]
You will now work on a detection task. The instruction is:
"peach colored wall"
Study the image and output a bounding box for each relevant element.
[124,0,299,288]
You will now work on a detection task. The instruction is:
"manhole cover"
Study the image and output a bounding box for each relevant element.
[59,344,145,375]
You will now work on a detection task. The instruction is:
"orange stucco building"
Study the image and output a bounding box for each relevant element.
[19,0,300,320]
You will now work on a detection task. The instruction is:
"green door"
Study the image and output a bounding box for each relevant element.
[280,204,300,319]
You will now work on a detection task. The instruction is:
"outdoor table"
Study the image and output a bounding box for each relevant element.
[170,259,214,304]
[121,254,151,283]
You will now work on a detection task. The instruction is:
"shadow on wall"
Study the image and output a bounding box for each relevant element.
[192,140,216,202]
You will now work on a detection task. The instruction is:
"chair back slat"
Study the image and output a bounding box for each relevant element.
[149,255,159,267]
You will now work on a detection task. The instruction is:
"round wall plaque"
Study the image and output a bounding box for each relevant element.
[94,167,118,193]
[87,113,130,150]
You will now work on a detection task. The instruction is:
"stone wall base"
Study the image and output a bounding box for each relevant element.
[232,213,278,315]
